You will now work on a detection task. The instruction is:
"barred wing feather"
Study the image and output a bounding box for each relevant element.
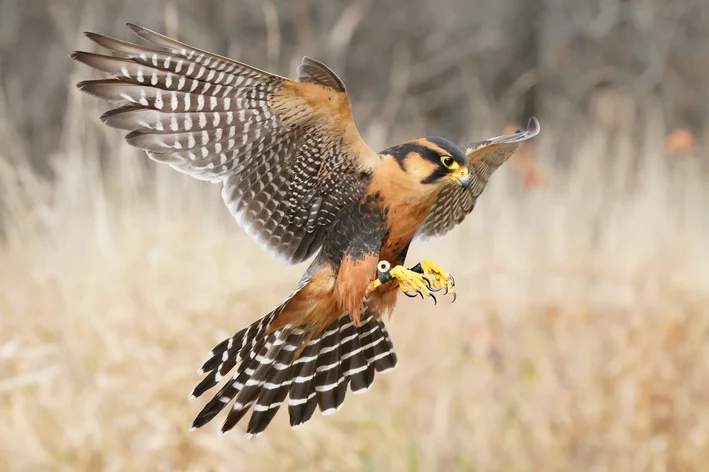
[74,24,379,264]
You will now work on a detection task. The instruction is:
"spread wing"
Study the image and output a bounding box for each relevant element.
[73,24,379,264]
[417,117,541,238]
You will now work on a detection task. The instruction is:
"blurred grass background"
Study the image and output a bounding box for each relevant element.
[1,0,709,471]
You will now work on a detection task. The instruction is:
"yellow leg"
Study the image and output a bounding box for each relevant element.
[366,278,382,296]
[365,260,390,297]
[420,259,455,295]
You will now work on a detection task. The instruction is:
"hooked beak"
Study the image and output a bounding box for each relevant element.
[449,168,471,189]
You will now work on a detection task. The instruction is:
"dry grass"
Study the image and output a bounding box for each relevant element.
[2,83,709,471]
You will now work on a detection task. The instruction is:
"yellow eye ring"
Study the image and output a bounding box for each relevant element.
[441,155,456,169]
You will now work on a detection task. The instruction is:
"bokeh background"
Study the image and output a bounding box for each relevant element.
[2,0,709,471]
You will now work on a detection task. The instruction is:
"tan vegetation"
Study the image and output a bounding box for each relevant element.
[2,81,709,470]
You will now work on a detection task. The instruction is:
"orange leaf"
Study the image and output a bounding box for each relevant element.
[665,129,694,154]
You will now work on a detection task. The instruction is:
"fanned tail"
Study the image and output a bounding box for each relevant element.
[190,309,398,436]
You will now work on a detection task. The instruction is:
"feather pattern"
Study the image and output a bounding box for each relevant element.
[418,117,541,238]
[191,307,397,435]
[73,24,379,264]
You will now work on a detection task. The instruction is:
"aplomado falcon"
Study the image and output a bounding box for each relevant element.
[72,24,540,437]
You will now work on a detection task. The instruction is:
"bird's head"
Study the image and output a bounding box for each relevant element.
[381,137,471,193]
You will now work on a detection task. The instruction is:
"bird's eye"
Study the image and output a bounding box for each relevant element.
[441,156,455,168]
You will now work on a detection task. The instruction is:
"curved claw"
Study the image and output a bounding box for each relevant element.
[422,277,432,290]
[450,291,457,304]
[404,290,419,298]
[430,292,437,305]
[449,273,455,287]
[416,290,424,299]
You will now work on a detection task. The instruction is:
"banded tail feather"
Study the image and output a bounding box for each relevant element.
[190,309,398,436]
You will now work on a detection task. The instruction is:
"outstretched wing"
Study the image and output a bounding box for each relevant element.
[417,117,541,238]
[73,24,379,264]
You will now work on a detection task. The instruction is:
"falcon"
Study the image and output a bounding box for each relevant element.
[72,24,540,436]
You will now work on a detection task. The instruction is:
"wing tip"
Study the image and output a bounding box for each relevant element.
[526,116,541,137]
[465,116,541,152]
[124,130,147,147]
[512,116,541,140]
[295,56,346,93]
[125,22,144,34]
[83,31,101,42]
[98,107,125,124]
[75,79,121,97]
[70,50,98,66]
[126,23,167,44]
[75,79,94,92]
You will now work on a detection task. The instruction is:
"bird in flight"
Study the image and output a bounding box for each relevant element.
[72,24,540,437]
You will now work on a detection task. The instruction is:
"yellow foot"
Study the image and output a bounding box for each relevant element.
[366,260,454,303]
[420,259,456,300]
[390,264,435,299]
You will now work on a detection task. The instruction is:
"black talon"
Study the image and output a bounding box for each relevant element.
[449,273,456,287]
[450,291,457,303]
[416,290,424,299]
[428,281,442,293]
[404,290,418,298]
[430,293,437,305]
[422,277,432,290]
